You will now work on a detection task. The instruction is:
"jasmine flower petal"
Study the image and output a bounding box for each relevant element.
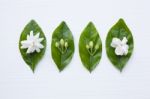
[122,37,128,44]
[38,38,44,42]
[35,33,40,39]
[111,38,121,48]
[37,43,44,49]
[36,48,41,53]
[122,44,129,55]
[115,46,124,56]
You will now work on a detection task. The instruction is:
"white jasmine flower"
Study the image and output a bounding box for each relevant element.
[111,37,129,56]
[21,31,44,54]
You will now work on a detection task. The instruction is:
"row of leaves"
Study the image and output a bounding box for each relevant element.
[19,19,134,73]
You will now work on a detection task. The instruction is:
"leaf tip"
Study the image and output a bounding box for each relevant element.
[116,65,123,72]
[61,21,66,25]
[118,18,125,23]
[87,67,94,73]
[88,21,94,26]
[119,69,122,73]
[89,70,93,73]
[30,66,36,73]
[57,65,65,72]
[30,19,36,23]
[31,70,35,73]
[58,68,64,72]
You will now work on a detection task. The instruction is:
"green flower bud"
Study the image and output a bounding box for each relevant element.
[60,38,64,46]
[86,44,90,49]
[95,44,99,50]
[89,41,94,48]
[65,42,68,48]
[55,42,59,47]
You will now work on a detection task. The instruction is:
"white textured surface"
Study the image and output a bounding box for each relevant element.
[0,0,150,99]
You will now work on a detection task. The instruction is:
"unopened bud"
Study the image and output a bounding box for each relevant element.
[65,42,68,48]
[89,41,94,48]
[86,44,90,49]
[55,42,59,47]
[95,44,99,50]
[60,39,64,46]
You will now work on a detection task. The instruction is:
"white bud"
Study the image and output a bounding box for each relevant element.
[89,41,94,48]
[55,42,59,47]
[86,44,90,49]
[60,39,64,46]
[65,42,68,48]
[95,44,99,50]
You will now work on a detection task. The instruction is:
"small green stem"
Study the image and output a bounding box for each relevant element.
[87,48,97,56]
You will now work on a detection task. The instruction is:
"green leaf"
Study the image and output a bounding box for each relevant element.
[51,21,74,72]
[19,20,46,72]
[79,22,102,72]
[106,18,134,72]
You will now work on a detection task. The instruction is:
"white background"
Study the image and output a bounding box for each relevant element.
[0,0,150,99]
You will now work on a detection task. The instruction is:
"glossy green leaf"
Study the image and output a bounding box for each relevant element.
[79,22,102,72]
[51,21,74,72]
[19,20,46,72]
[106,18,134,71]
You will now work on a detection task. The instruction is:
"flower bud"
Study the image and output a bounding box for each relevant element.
[86,44,90,49]
[60,39,64,46]
[55,42,59,47]
[95,44,99,50]
[65,42,68,48]
[89,41,94,48]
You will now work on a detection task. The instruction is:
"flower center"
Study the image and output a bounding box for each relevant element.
[31,41,35,47]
